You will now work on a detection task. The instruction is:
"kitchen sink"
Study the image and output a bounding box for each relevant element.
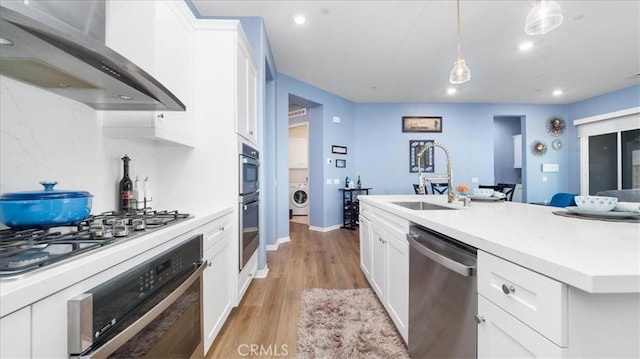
[391,201,457,210]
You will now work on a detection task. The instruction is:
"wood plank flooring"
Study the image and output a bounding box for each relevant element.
[206,222,369,359]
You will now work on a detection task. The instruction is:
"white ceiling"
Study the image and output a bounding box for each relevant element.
[190,1,640,104]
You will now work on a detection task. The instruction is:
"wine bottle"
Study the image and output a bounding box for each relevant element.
[119,155,133,212]
[357,175,361,188]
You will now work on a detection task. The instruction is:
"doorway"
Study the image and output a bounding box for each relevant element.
[493,116,524,201]
[289,119,309,225]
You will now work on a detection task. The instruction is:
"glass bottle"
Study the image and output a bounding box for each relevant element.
[119,155,133,212]
[357,176,361,188]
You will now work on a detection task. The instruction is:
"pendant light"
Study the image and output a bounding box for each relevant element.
[525,0,564,35]
[449,0,470,84]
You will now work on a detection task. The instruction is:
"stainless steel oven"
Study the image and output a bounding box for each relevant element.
[68,234,205,358]
[239,143,259,196]
[239,142,259,271]
[239,192,259,271]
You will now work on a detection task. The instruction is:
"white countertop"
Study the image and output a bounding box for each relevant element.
[0,207,233,317]
[359,195,640,294]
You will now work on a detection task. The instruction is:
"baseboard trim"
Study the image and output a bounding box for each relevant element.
[266,236,291,251]
[254,266,269,278]
[308,224,342,232]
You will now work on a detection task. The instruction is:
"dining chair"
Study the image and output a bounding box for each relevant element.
[549,193,577,207]
[431,183,448,195]
[413,184,423,194]
[497,183,516,201]
[478,184,505,193]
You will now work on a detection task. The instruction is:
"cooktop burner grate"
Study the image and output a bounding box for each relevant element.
[0,209,190,279]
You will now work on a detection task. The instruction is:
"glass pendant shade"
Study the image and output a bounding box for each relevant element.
[525,0,564,35]
[449,58,471,84]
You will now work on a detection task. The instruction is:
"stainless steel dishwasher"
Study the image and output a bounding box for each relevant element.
[407,224,477,359]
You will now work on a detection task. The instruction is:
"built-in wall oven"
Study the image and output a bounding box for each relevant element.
[239,143,259,271]
[68,234,205,358]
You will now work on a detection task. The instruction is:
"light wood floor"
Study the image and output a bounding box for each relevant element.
[206,222,369,359]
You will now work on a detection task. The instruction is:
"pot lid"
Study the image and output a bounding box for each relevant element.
[0,182,92,200]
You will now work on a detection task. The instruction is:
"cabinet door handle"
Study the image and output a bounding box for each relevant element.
[501,284,516,295]
[474,315,486,324]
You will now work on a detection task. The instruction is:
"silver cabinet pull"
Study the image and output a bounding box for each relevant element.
[501,284,516,294]
[474,315,486,324]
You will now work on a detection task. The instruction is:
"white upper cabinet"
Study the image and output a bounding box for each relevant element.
[236,38,258,145]
[103,0,195,147]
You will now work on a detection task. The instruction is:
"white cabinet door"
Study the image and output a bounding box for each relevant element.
[478,295,566,358]
[0,307,30,358]
[289,138,308,168]
[370,223,386,300]
[203,227,233,354]
[104,1,194,146]
[236,41,258,145]
[385,230,409,343]
[513,134,522,168]
[359,215,372,277]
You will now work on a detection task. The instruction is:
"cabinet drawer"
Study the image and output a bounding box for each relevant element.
[478,251,567,346]
[372,207,408,240]
[359,202,372,220]
[478,295,566,358]
[203,215,233,252]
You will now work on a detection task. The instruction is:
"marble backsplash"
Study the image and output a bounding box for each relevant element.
[0,76,158,213]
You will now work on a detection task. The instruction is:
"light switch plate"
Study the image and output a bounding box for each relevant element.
[326,179,332,184]
[471,177,479,183]
[542,163,560,172]
[333,116,341,123]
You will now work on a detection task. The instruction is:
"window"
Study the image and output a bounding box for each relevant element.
[575,108,640,195]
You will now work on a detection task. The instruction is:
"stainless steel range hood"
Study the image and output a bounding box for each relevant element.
[0,0,185,111]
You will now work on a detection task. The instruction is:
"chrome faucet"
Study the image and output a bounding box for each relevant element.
[417,142,454,203]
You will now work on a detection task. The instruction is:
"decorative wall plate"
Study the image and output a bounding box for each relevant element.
[531,140,547,156]
[546,116,566,136]
[552,139,563,150]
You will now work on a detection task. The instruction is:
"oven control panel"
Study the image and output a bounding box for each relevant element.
[138,252,185,294]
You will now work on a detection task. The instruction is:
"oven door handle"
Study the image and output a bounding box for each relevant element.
[82,261,207,359]
[243,200,259,211]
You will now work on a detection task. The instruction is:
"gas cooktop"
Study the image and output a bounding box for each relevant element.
[0,210,190,279]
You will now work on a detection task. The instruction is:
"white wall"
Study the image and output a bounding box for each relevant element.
[0,77,158,214]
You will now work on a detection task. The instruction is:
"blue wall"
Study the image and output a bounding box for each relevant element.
[275,74,357,241]
[493,116,522,185]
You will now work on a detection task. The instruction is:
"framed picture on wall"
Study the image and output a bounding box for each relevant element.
[336,159,346,168]
[331,145,347,154]
[402,116,443,133]
[409,140,434,173]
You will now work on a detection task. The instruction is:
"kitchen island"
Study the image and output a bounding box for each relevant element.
[358,194,639,358]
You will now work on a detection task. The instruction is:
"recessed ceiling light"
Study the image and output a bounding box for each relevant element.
[293,14,307,25]
[119,95,134,100]
[552,89,563,96]
[447,88,457,95]
[519,41,533,51]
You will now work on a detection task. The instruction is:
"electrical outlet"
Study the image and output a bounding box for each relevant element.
[471,177,479,183]
[333,116,341,123]
[542,176,548,182]
[333,178,340,184]
[326,179,332,184]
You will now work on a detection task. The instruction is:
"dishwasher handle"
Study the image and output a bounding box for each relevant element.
[407,231,476,277]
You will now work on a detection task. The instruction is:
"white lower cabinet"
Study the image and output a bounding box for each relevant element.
[384,229,409,341]
[0,306,30,358]
[370,223,387,299]
[358,214,372,277]
[202,214,234,355]
[478,295,566,358]
[361,205,409,343]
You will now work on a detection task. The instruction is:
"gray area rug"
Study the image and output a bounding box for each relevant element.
[296,288,409,359]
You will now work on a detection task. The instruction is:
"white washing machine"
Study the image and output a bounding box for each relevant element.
[290,183,309,215]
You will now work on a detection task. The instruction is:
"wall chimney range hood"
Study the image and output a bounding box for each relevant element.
[0,0,185,111]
